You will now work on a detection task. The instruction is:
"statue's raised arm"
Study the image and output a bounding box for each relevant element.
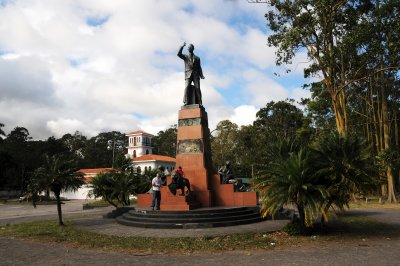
[177,42,204,106]
[177,42,186,60]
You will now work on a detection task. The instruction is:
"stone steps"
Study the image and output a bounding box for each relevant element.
[115,206,264,229]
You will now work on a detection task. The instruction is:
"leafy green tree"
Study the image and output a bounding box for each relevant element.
[60,131,87,160]
[211,120,239,170]
[81,131,126,168]
[113,154,132,169]
[264,1,387,135]
[1,127,33,191]
[248,100,310,175]
[34,155,84,225]
[254,100,305,141]
[235,125,261,178]
[152,125,177,157]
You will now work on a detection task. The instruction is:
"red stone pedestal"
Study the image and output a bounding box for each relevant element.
[137,105,257,210]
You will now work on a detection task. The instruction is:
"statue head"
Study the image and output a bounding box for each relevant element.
[188,44,194,53]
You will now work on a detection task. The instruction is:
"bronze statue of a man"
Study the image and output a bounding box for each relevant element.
[177,42,205,105]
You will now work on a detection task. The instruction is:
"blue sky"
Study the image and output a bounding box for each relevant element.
[0,0,310,139]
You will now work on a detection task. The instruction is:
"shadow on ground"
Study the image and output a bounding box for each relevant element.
[318,210,400,238]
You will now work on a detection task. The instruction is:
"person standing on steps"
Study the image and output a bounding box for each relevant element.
[177,42,205,105]
[151,173,162,210]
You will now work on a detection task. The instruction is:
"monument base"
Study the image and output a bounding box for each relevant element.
[211,174,258,206]
[137,104,258,210]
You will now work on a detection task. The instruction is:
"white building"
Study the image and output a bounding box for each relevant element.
[60,168,113,200]
[61,130,176,199]
[127,130,176,173]
[126,130,154,158]
[132,154,176,174]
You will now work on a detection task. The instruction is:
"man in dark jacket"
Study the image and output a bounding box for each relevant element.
[177,42,205,105]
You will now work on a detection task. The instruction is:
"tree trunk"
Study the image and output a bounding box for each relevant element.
[106,198,118,208]
[382,84,397,203]
[296,204,306,231]
[54,190,64,226]
[370,80,380,152]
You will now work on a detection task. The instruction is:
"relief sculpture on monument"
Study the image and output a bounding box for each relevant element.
[177,139,203,154]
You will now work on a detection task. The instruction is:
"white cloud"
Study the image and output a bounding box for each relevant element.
[0,56,57,105]
[290,87,311,102]
[243,69,289,106]
[229,105,258,126]
[0,0,308,140]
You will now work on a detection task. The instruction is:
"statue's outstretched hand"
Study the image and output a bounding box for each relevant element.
[182,42,186,47]
[201,75,205,79]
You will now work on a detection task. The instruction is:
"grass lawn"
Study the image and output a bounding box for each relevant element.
[1,199,59,205]
[83,198,138,208]
[0,220,292,253]
[0,212,398,254]
[349,198,400,209]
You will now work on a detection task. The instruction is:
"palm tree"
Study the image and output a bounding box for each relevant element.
[311,133,378,212]
[254,148,328,229]
[88,171,118,207]
[89,169,145,207]
[35,154,84,225]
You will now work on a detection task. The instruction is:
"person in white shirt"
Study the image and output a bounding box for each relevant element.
[151,173,162,210]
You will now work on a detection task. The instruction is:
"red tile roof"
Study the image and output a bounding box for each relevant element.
[126,130,154,136]
[132,154,176,163]
[77,168,113,183]
[77,168,113,174]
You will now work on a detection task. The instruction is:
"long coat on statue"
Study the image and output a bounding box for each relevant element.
[177,46,204,105]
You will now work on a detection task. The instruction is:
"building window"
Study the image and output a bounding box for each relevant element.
[133,150,136,158]
[146,149,149,154]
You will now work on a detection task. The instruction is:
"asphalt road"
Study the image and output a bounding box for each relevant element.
[0,199,114,225]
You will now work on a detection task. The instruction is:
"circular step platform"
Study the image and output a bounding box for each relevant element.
[115,206,265,229]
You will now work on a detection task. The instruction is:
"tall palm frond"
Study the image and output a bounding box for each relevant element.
[33,154,84,225]
[311,133,378,211]
[254,148,328,228]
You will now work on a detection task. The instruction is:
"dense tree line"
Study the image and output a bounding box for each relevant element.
[211,100,313,178]
[0,125,176,193]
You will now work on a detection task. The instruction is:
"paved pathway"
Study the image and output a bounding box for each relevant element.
[1,201,400,265]
[0,200,289,237]
[0,200,114,225]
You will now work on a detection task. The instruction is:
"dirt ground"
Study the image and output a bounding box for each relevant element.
[0,201,399,266]
[1,233,399,266]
